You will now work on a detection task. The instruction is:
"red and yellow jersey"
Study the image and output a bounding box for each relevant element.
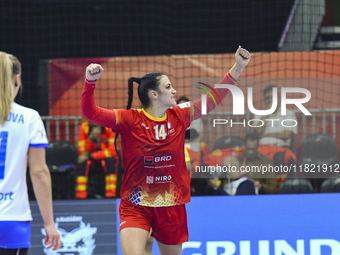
[205,147,245,167]
[78,120,118,160]
[81,73,237,207]
[115,106,191,207]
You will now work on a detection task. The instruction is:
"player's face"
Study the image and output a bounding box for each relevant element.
[244,139,258,160]
[157,75,177,107]
[264,90,280,109]
[264,91,273,108]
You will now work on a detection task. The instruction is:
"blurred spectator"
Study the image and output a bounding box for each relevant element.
[326,118,340,159]
[176,96,194,172]
[202,176,228,196]
[184,146,191,173]
[177,95,206,173]
[177,96,208,195]
[76,120,119,199]
[254,85,297,188]
[205,144,244,167]
[222,156,258,195]
[237,133,278,194]
[255,85,297,150]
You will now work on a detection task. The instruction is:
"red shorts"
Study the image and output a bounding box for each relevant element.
[119,199,188,245]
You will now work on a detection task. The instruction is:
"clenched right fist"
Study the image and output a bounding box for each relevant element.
[86,63,104,81]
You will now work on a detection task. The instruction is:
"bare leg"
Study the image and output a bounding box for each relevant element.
[120,227,150,255]
[157,240,182,255]
[144,228,154,255]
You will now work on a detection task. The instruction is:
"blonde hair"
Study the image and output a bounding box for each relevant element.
[0,52,21,125]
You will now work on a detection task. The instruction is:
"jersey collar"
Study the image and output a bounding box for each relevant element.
[140,108,167,121]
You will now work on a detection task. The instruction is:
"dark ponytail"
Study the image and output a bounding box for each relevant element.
[127,73,164,109]
[116,78,142,163]
[127,77,141,110]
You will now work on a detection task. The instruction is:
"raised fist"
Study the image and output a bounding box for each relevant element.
[235,46,251,68]
[85,63,104,81]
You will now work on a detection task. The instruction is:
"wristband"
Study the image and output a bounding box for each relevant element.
[226,72,237,84]
[85,79,97,84]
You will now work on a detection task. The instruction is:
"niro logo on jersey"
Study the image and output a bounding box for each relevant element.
[146,176,154,184]
[146,175,172,184]
[155,175,172,183]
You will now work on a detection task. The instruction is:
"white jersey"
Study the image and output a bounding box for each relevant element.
[0,102,48,221]
[255,108,297,147]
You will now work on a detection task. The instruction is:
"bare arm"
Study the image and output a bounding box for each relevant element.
[81,64,118,129]
[192,46,251,120]
[28,147,61,251]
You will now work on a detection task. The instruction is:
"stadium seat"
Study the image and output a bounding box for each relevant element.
[300,134,338,166]
[320,178,340,193]
[46,140,78,199]
[27,141,78,200]
[46,140,78,169]
[213,136,243,150]
[278,179,313,194]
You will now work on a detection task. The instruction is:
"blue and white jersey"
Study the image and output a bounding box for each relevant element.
[0,102,48,221]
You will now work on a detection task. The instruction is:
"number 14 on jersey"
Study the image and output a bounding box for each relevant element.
[153,124,167,140]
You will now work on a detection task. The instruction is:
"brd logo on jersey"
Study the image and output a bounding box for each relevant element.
[145,155,172,164]
[155,156,172,162]
[144,156,153,164]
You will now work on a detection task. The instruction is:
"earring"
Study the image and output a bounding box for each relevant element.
[15,83,19,87]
